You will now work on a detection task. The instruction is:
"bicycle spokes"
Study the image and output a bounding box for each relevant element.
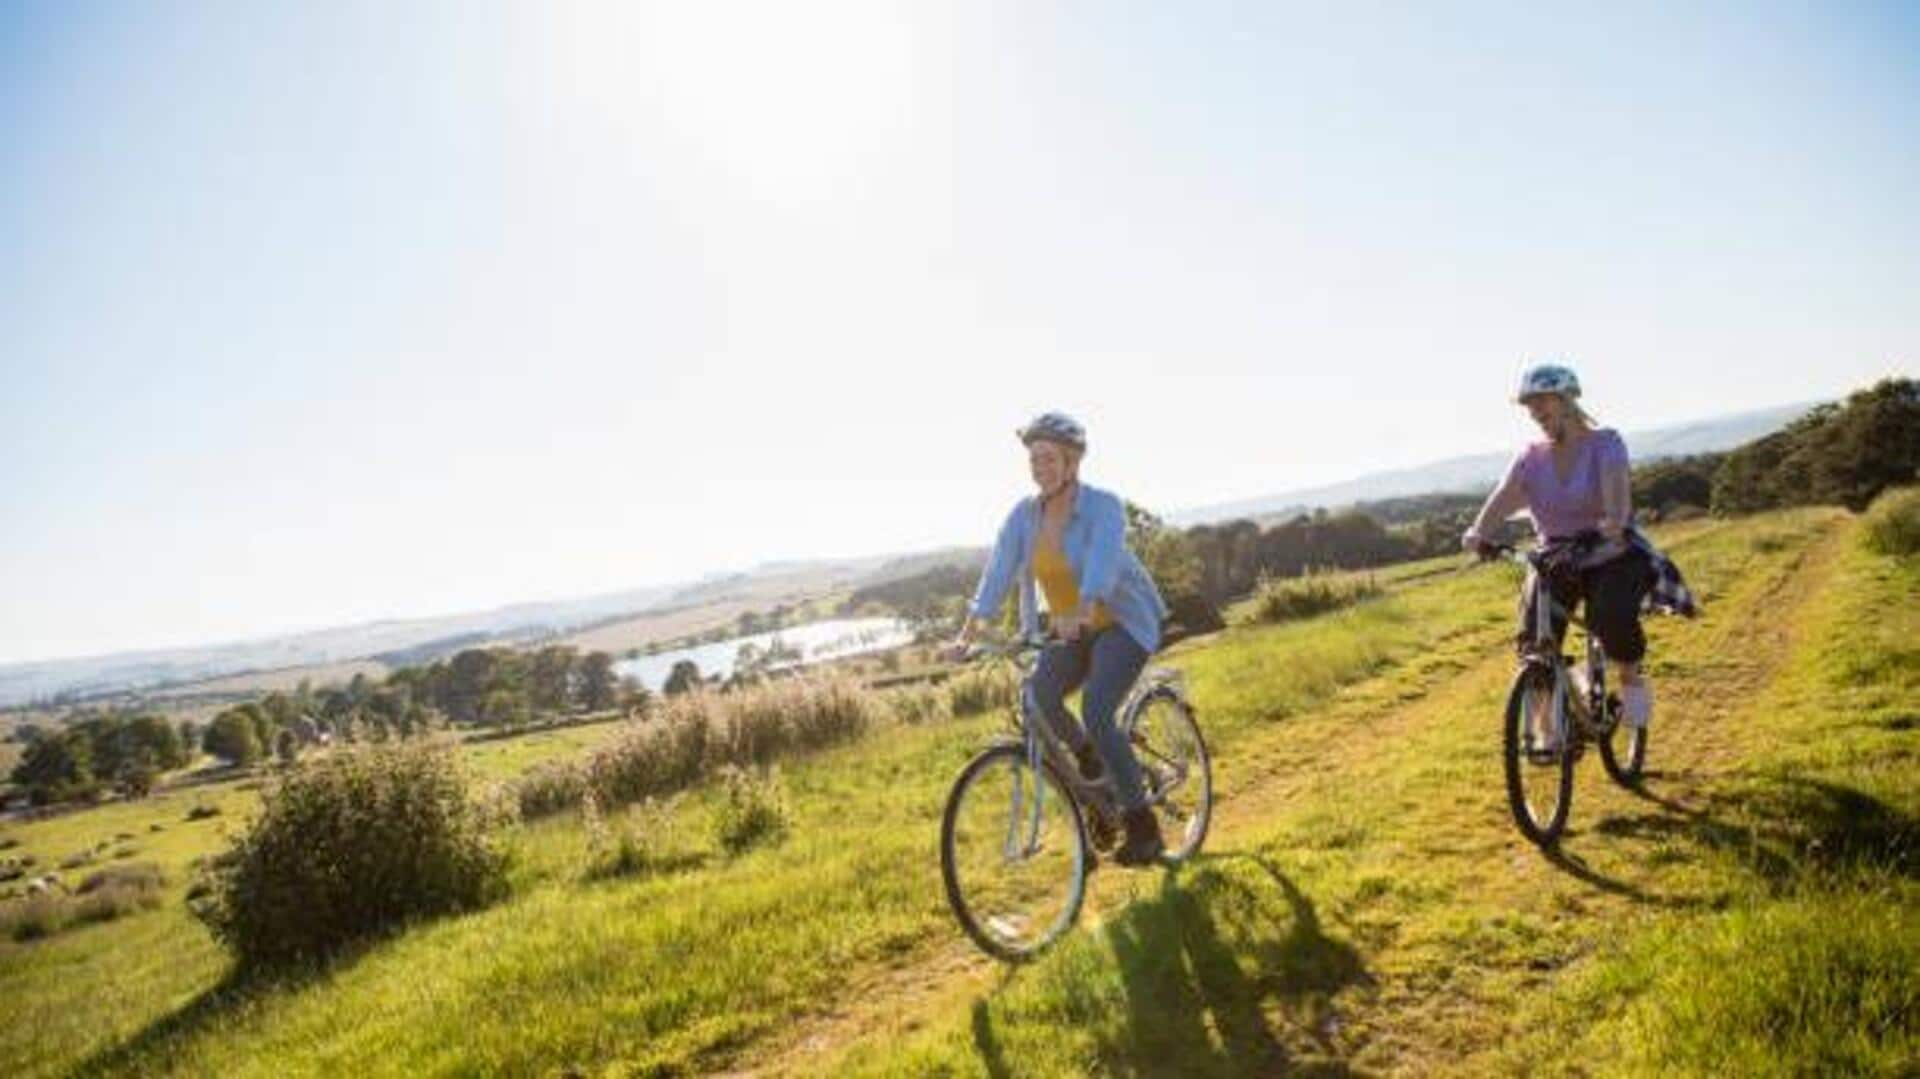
[942,746,1088,960]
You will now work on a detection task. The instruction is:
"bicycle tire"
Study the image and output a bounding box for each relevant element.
[1599,700,1648,786]
[1503,663,1574,847]
[940,744,1089,962]
[1125,687,1212,864]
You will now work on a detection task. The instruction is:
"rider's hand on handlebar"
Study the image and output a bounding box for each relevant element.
[1462,529,1501,562]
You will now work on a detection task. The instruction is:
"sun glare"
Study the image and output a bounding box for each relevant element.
[556,2,931,203]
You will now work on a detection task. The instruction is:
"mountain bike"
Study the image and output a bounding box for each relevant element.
[939,636,1212,961]
[1483,542,1647,847]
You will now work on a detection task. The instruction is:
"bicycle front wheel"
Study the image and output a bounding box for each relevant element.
[1600,701,1647,787]
[940,744,1089,962]
[1127,687,1212,863]
[1503,664,1574,847]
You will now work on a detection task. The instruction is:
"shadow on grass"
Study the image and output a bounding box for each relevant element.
[973,851,1368,1075]
[581,849,711,884]
[70,949,361,1078]
[1563,774,1919,899]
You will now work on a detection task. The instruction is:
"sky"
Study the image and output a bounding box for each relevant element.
[3,1,1916,666]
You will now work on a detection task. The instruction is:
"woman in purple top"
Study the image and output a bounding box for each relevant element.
[1463,363,1656,744]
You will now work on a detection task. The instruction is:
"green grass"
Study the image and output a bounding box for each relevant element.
[1,508,1914,1076]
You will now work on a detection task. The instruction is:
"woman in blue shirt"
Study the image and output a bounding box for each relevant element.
[951,412,1170,866]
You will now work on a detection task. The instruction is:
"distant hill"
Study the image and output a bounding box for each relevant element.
[0,585,677,709]
[1168,402,1810,526]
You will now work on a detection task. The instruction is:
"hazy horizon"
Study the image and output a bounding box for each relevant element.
[6,2,1916,666]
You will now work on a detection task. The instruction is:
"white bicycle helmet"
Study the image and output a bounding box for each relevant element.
[1515,362,1582,403]
[1015,411,1087,450]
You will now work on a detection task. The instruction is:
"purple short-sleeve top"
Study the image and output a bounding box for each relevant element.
[1504,428,1629,540]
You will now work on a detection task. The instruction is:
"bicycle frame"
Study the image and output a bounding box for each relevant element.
[977,637,1174,860]
[1514,551,1614,746]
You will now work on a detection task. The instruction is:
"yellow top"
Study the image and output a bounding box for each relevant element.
[1033,537,1114,632]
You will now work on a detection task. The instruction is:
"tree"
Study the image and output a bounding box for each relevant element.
[663,660,703,697]
[10,730,96,805]
[274,729,301,765]
[1126,502,1220,638]
[528,645,579,715]
[204,710,264,767]
[126,714,189,771]
[480,689,529,730]
[578,651,619,711]
[445,649,499,725]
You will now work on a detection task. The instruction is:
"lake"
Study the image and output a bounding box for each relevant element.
[613,616,913,691]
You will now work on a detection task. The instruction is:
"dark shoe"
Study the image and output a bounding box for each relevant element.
[1113,807,1165,867]
[1073,743,1105,783]
[1086,810,1118,852]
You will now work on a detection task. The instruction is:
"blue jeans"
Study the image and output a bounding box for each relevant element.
[1024,627,1152,812]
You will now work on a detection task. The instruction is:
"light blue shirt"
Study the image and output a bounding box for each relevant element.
[969,481,1169,653]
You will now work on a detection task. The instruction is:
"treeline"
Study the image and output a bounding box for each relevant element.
[8,645,648,805]
[196,645,642,765]
[1712,378,1918,514]
[8,711,192,804]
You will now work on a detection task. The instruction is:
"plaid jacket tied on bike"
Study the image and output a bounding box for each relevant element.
[1630,530,1698,618]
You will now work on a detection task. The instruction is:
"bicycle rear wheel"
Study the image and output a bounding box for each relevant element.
[1126,687,1212,863]
[1503,664,1574,847]
[940,744,1089,961]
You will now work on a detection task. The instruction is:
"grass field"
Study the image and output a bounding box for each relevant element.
[1,506,1913,1076]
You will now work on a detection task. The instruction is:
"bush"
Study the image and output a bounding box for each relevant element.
[1863,486,1920,557]
[582,793,682,880]
[516,760,589,820]
[521,675,881,820]
[194,743,511,968]
[1,894,64,941]
[70,863,166,926]
[1248,569,1384,625]
[710,767,789,856]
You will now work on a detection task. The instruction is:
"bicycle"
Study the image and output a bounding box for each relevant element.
[1482,541,1648,847]
[939,635,1213,961]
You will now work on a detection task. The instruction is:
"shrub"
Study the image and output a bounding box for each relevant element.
[516,760,588,820]
[1248,569,1384,625]
[1863,486,1920,557]
[70,863,166,926]
[710,767,789,856]
[521,674,880,820]
[193,743,511,968]
[583,793,682,880]
[2,894,64,941]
